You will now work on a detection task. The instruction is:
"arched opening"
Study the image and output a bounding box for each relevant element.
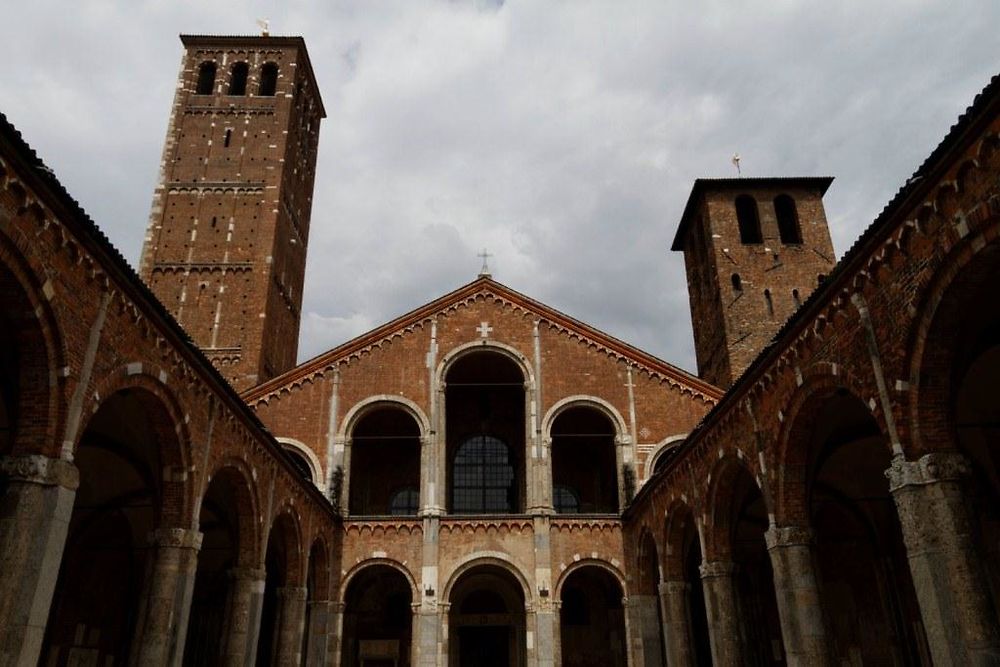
[228,62,249,96]
[257,512,301,666]
[664,505,711,666]
[559,566,626,666]
[303,539,330,664]
[774,195,802,244]
[259,62,279,96]
[282,445,316,485]
[735,195,763,244]
[710,461,784,664]
[636,531,665,665]
[764,289,774,317]
[550,406,618,513]
[731,273,742,293]
[448,564,526,667]
[349,407,421,515]
[446,352,525,514]
[918,240,1000,621]
[41,389,177,665]
[341,565,413,667]
[184,466,255,665]
[195,61,216,95]
[801,390,927,663]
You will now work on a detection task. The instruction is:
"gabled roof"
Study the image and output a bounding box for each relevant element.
[243,276,723,403]
[671,176,834,251]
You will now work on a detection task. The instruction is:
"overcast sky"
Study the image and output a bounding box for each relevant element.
[2,1,998,374]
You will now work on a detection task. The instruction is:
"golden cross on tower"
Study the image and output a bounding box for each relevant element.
[477,249,493,278]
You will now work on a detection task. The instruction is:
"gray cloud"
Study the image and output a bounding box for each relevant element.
[2,1,998,375]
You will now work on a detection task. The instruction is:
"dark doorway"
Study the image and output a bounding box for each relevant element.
[341,565,413,667]
[448,564,526,667]
[458,626,509,667]
[558,566,626,667]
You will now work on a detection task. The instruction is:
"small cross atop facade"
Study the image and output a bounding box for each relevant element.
[478,249,493,277]
[477,321,493,338]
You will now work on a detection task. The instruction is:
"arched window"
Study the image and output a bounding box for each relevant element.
[228,62,249,95]
[196,62,216,95]
[792,288,802,307]
[389,487,419,516]
[764,289,774,317]
[817,273,827,286]
[735,195,762,244]
[259,63,279,96]
[452,435,515,513]
[731,273,742,292]
[774,194,802,244]
[553,486,580,513]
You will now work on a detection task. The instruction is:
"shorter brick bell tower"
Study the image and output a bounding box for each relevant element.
[672,177,836,389]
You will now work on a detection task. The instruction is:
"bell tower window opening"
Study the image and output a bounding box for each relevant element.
[453,435,515,514]
[731,273,742,293]
[735,195,763,244]
[228,62,249,96]
[764,289,774,317]
[259,62,279,96]
[775,194,803,244]
[195,62,216,95]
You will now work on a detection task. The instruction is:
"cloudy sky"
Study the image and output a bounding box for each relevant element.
[2,1,998,374]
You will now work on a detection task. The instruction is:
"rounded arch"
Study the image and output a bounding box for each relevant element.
[553,558,626,599]
[541,395,628,441]
[276,437,325,490]
[703,454,767,560]
[200,458,261,568]
[775,366,887,525]
[436,340,535,389]
[662,499,698,580]
[441,552,534,607]
[644,434,688,480]
[306,534,332,601]
[339,557,419,602]
[635,526,662,595]
[265,502,305,586]
[338,394,430,441]
[0,227,66,456]
[906,217,1000,457]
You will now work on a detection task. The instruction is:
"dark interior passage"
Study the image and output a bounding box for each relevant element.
[341,565,413,667]
[448,564,526,667]
[349,407,421,515]
[559,566,627,667]
[550,407,618,513]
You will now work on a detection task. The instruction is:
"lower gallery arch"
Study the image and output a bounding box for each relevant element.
[663,503,711,666]
[184,464,258,665]
[706,458,784,665]
[341,562,414,667]
[40,388,178,664]
[303,537,331,663]
[448,563,527,667]
[635,530,665,666]
[795,388,928,662]
[557,564,626,667]
[257,509,303,666]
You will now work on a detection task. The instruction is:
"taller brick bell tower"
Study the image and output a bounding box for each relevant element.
[140,34,324,391]
[673,177,836,389]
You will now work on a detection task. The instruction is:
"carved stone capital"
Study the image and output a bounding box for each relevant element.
[885,452,971,493]
[764,525,813,550]
[0,454,79,490]
[148,527,203,550]
[699,560,736,580]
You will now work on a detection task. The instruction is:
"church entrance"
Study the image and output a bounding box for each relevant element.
[341,564,413,667]
[448,564,526,667]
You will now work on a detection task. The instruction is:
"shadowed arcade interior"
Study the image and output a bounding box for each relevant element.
[341,564,413,667]
[448,564,527,667]
[349,407,421,516]
[550,406,619,513]
[558,566,626,667]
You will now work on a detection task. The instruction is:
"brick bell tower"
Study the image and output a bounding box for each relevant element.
[672,177,836,389]
[140,34,324,391]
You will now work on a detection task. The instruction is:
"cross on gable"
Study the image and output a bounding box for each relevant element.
[477,321,493,338]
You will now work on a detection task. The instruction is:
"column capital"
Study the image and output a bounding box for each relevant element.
[764,525,813,550]
[228,566,266,582]
[0,454,78,489]
[148,527,203,550]
[885,452,970,492]
[699,560,736,580]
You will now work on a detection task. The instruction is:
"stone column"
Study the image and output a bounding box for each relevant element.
[221,567,266,667]
[304,599,331,666]
[699,561,740,667]
[274,586,308,665]
[0,454,78,666]
[659,580,693,667]
[414,605,442,667]
[764,526,830,666]
[887,452,1000,665]
[327,601,345,667]
[132,527,203,666]
[628,593,664,667]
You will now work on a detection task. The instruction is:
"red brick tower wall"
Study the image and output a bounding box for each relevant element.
[140,35,324,391]
[674,179,836,389]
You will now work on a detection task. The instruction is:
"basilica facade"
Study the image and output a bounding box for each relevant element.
[0,33,997,667]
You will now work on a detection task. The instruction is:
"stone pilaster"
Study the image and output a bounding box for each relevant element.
[534,608,556,667]
[133,527,203,666]
[628,593,665,667]
[0,454,78,666]
[887,452,1000,665]
[221,567,266,667]
[274,586,308,665]
[304,599,331,666]
[327,601,345,667]
[659,580,693,667]
[699,560,740,667]
[764,525,830,667]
